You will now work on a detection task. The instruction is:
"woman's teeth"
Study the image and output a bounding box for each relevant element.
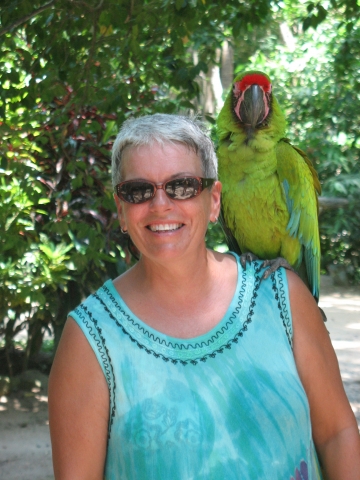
[148,223,182,232]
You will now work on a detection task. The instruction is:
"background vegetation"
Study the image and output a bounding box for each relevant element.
[1,0,359,374]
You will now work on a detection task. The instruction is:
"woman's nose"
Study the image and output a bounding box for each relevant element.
[149,187,172,210]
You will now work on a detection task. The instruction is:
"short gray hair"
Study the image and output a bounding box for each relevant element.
[111,114,218,187]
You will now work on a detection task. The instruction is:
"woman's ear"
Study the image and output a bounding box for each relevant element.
[114,194,127,233]
[210,180,222,222]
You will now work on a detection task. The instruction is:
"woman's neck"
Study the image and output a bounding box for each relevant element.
[113,248,238,338]
[131,247,213,301]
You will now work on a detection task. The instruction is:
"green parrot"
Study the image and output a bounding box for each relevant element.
[217,70,321,301]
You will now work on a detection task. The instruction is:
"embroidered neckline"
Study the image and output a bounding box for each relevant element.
[271,270,293,348]
[94,256,263,362]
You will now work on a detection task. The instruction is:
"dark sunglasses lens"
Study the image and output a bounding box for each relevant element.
[165,178,201,199]
[119,182,154,204]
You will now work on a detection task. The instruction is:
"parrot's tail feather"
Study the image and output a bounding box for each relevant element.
[219,210,242,255]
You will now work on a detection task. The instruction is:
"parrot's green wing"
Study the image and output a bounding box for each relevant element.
[276,138,321,300]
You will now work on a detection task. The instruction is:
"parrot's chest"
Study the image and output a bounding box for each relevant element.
[221,173,290,257]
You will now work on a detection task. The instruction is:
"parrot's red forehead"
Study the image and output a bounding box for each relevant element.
[239,74,272,93]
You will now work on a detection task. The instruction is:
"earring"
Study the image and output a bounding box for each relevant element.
[120,227,128,235]
[212,217,218,224]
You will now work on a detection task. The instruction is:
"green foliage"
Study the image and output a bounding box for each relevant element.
[0,0,273,123]
[0,81,131,370]
[205,222,229,253]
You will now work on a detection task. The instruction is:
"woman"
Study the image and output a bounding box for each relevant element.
[49,114,360,479]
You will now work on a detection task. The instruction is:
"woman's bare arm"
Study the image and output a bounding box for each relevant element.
[49,318,109,480]
[287,271,360,479]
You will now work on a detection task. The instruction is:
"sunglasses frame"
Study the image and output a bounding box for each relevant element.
[115,176,215,204]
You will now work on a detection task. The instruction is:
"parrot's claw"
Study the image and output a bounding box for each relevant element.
[240,252,259,269]
[261,257,297,281]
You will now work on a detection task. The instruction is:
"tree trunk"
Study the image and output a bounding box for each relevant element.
[220,40,234,92]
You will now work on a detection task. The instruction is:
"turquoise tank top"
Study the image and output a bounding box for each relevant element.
[70,255,323,480]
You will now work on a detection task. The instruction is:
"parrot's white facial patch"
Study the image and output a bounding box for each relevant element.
[233,89,246,121]
[233,81,242,98]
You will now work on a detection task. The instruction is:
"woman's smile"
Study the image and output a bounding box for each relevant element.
[147,222,184,233]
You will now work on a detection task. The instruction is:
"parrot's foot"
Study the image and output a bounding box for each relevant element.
[261,257,297,281]
[240,252,259,269]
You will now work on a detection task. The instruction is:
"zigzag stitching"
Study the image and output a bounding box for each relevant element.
[100,266,247,351]
[75,305,117,439]
[277,270,293,347]
[92,264,261,366]
[271,271,293,348]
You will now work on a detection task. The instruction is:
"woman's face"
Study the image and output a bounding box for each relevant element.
[114,142,221,263]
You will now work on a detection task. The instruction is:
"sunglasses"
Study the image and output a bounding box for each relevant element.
[115,176,215,204]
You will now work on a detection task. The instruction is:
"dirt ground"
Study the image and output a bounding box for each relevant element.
[0,279,359,480]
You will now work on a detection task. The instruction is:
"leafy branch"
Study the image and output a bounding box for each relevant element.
[0,0,58,36]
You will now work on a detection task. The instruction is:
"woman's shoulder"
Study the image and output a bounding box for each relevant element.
[67,278,122,344]
[285,269,320,316]
[209,249,238,266]
[211,250,278,283]
[208,250,239,281]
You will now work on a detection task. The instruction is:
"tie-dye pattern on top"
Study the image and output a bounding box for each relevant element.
[70,254,324,480]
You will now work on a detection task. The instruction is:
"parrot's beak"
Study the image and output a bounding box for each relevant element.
[240,84,268,128]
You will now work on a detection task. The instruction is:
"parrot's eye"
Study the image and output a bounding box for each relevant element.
[233,82,241,96]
